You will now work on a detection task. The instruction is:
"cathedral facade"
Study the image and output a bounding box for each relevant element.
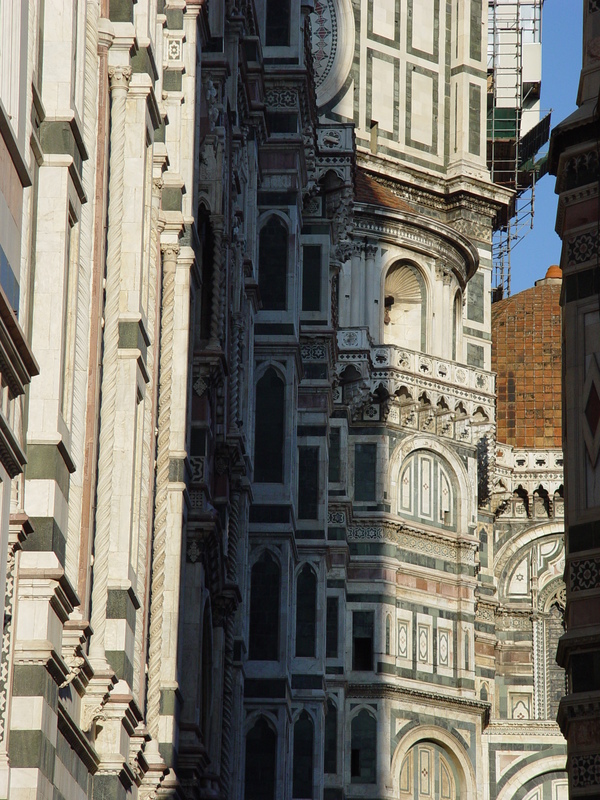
[0,1,568,799]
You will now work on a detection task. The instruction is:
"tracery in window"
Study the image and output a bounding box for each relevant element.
[398,450,457,531]
[399,743,458,800]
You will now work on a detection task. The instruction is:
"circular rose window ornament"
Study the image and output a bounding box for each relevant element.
[311,0,355,109]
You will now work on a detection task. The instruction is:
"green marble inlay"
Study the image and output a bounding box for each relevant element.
[26,443,73,499]
[160,687,181,716]
[109,0,133,22]
[92,773,129,800]
[22,516,67,566]
[161,185,183,211]
[467,272,484,323]
[131,46,158,82]
[467,342,484,368]
[13,664,58,703]
[163,70,182,92]
[106,588,138,629]
[106,650,133,687]
[469,83,481,155]
[9,730,55,780]
[469,0,482,60]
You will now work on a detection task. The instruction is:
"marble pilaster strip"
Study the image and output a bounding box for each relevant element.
[146,243,179,742]
[89,64,132,663]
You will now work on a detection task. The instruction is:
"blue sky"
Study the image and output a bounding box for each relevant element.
[506,0,583,294]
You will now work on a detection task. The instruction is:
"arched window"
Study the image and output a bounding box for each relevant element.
[324,700,337,774]
[292,711,314,798]
[383,264,426,352]
[296,564,317,657]
[254,368,285,483]
[398,451,457,531]
[350,710,377,784]
[259,217,288,309]
[249,552,280,660]
[399,742,458,799]
[265,0,291,46]
[245,718,277,800]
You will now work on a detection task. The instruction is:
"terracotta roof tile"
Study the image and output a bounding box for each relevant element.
[491,274,562,449]
[355,168,415,213]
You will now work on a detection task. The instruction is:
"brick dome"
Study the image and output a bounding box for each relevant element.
[492,272,562,448]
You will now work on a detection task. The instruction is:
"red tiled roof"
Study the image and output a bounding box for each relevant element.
[492,271,562,448]
[355,168,415,213]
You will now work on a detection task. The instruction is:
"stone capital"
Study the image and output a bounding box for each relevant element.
[160,242,180,263]
[351,239,365,257]
[108,65,132,91]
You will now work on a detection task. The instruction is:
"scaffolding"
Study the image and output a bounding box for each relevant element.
[487,0,549,299]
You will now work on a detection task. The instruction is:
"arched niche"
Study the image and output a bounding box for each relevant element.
[383,263,427,352]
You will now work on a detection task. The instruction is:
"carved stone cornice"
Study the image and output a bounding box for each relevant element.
[348,682,490,725]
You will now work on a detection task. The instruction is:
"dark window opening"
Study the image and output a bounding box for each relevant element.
[571,651,600,694]
[354,443,376,502]
[201,606,212,738]
[326,597,339,659]
[351,749,360,778]
[197,207,214,342]
[302,245,322,311]
[266,0,290,46]
[292,711,314,798]
[350,710,377,784]
[245,718,277,800]
[249,552,280,660]
[324,700,337,774]
[298,447,319,519]
[259,217,287,310]
[328,427,341,483]
[385,616,391,656]
[254,368,284,483]
[267,111,298,134]
[295,564,317,657]
[353,612,374,671]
